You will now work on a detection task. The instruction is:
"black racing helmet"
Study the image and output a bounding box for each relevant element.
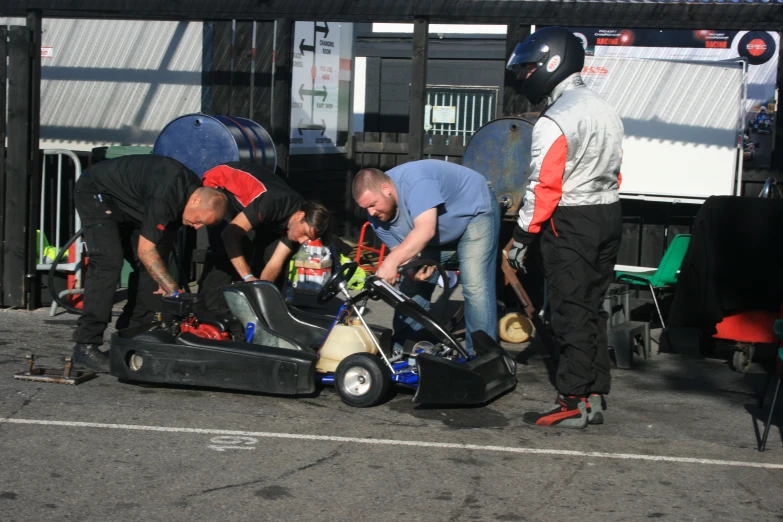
[506,26,585,104]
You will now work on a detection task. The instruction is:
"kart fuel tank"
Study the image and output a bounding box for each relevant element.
[462,117,536,217]
[317,324,378,373]
[153,114,277,177]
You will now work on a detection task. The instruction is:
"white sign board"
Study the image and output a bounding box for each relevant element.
[432,106,456,124]
[290,21,346,154]
[582,56,743,200]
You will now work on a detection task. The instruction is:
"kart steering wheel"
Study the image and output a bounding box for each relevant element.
[317,262,359,304]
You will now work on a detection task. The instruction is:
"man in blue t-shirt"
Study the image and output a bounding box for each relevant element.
[352,159,501,354]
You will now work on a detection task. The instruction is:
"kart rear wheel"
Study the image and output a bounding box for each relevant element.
[335,353,391,407]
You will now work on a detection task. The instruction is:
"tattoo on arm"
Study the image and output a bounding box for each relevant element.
[138,246,178,293]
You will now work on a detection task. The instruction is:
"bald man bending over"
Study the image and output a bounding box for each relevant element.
[71,155,227,372]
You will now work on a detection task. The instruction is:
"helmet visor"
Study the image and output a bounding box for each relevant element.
[506,41,547,71]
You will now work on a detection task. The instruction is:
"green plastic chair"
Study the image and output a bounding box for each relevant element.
[615,234,691,329]
[760,319,783,452]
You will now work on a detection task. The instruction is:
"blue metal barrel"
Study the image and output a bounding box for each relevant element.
[153,114,277,178]
[462,117,536,217]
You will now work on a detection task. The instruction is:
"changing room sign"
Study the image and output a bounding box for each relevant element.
[290,21,342,154]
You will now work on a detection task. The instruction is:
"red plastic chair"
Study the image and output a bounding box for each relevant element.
[355,222,386,274]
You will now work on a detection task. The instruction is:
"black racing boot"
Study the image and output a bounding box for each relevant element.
[522,394,588,429]
[72,343,109,373]
[586,393,606,425]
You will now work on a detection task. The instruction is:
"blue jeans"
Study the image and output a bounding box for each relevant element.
[393,190,501,355]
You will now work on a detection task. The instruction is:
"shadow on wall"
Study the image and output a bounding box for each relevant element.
[623,118,737,148]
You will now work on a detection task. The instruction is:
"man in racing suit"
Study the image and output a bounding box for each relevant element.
[506,26,624,428]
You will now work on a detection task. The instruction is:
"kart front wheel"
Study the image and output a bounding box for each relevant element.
[334,353,391,407]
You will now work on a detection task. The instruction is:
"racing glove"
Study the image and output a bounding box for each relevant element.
[507,225,535,273]
[507,242,528,273]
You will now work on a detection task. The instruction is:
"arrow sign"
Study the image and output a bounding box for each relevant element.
[299,39,315,55]
[298,84,328,101]
[315,22,329,38]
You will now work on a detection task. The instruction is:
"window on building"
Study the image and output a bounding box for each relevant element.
[424,85,499,145]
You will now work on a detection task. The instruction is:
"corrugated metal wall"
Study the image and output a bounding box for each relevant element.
[0,17,204,151]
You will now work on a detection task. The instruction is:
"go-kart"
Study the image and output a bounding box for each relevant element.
[751,113,773,135]
[109,262,517,407]
[744,140,758,161]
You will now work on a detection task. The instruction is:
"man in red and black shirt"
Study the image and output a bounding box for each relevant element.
[199,162,330,310]
[73,155,228,371]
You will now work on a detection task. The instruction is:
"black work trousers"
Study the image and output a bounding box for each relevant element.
[540,201,622,397]
[72,179,171,345]
[196,222,285,311]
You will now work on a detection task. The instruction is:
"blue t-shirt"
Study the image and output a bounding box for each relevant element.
[369,159,493,247]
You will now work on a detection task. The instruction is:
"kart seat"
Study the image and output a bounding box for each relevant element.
[289,306,338,330]
[221,282,327,350]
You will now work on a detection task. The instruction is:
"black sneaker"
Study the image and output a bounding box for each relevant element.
[522,394,588,429]
[72,343,109,373]
[586,393,606,425]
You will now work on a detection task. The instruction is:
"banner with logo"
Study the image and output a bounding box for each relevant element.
[568,28,779,169]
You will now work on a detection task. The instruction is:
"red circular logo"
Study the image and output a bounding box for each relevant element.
[746,39,767,57]
[619,30,635,46]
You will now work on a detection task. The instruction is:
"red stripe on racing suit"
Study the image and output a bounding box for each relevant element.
[518,117,567,235]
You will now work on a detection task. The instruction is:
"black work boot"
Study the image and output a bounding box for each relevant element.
[586,393,606,425]
[72,343,109,373]
[522,394,588,429]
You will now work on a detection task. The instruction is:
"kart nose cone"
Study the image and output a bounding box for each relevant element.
[412,330,517,405]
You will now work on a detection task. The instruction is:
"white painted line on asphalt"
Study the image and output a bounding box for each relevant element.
[2,417,782,470]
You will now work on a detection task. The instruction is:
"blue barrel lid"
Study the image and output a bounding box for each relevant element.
[153,114,277,178]
[463,117,535,217]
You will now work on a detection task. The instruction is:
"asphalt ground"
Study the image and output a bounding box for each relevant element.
[1,288,782,522]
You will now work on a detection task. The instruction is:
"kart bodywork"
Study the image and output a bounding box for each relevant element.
[109,263,517,407]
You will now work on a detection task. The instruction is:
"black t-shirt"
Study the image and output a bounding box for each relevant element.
[201,162,303,249]
[83,155,200,245]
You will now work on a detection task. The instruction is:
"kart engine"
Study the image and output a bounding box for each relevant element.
[406,340,459,367]
[156,294,231,341]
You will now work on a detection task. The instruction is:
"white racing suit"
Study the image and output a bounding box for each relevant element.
[515,72,624,396]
